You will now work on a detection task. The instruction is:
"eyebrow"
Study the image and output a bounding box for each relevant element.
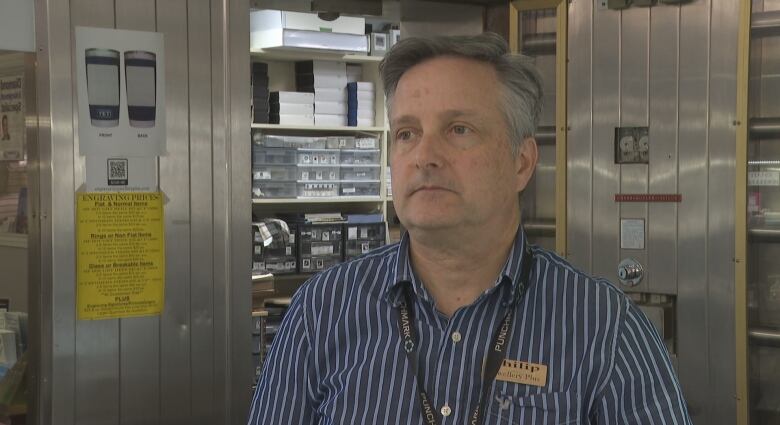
[390,109,482,128]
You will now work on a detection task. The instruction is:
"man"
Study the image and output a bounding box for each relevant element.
[249,33,692,424]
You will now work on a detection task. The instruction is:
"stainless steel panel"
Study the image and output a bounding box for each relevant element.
[70,2,121,424]
[590,5,620,280]
[157,2,194,424]
[36,0,72,422]
[676,0,711,421]
[212,0,253,422]
[708,0,739,423]
[188,0,216,422]
[114,3,162,424]
[566,0,592,267]
[647,5,679,296]
[618,7,649,294]
[400,0,484,37]
[228,0,253,420]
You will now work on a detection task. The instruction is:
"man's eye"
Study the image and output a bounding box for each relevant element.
[396,129,413,141]
[451,125,471,135]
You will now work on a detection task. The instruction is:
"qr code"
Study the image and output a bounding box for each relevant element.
[107,158,128,186]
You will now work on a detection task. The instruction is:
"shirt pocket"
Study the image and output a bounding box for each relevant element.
[487,391,582,425]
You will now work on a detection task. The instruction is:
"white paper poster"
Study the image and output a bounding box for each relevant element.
[0,74,24,160]
[75,26,166,157]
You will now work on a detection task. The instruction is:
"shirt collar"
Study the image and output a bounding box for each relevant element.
[385,225,530,308]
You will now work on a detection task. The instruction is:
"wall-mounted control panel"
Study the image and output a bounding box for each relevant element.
[614,126,649,164]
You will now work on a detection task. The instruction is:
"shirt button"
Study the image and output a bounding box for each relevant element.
[440,404,452,417]
[451,331,462,343]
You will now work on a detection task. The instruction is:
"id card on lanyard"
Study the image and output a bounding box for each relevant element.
[395,246,535,425]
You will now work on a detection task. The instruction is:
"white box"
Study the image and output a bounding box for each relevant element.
[357,108,375,119]
[251,10,365,35]
[313,88,347,102]
[315,114,348,127]
[357,117,375,127]
[271,91,314,104]
[357,91,375,102]
[272,114,314,125]
[315,101,347,115]
[272,103,314,115]
[353,82,375,91]
[297,73,348,89]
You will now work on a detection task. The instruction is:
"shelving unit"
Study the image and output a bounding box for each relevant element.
[250,44,396,292]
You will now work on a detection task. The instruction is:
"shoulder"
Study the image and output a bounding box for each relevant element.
[529,246,631,319]
[293,242,400,315]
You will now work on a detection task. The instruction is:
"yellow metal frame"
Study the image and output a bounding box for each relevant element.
[735,0,750,423]
[509,0,568,258]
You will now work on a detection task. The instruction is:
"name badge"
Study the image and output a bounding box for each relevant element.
[496,359,548,387]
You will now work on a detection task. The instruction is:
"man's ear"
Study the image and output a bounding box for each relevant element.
[514,137,539,193]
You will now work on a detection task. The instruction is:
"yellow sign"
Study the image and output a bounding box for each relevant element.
[496,359,548,387]
[76,192,165,320]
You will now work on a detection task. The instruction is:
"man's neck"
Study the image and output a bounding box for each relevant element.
[407,217,521,318]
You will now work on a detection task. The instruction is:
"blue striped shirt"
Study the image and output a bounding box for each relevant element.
[249,228,693,424]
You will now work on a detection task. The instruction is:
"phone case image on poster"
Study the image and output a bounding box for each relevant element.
[85,48,121,127]
[124,51,156,128]
[75,27,165,157]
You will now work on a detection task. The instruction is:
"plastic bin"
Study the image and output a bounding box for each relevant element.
[253,147,297,165]
[341,166,380,181]
[298,182,339,198]
[252,181,297,198]
[253,165,297,181]
[340,149,380,165]
[297,165,340,181]
[297,149,340,165]
[258,134,327,149]
[340,181,380,197]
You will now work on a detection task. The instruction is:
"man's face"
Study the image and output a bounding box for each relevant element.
[389,56,536,233]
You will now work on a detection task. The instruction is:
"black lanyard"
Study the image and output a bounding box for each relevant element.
[395,246,534,425]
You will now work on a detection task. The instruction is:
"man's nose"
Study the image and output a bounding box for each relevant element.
[414,131,445,170]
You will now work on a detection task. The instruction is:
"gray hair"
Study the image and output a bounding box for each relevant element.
[379,32,543,155]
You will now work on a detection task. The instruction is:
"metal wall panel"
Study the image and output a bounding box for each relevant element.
[647,5,679,296]
[618,7,650,293]
[707,1,738,423]
[567,1,739,422]
[188,0,217,421]
[157,1,194,424]
[114,3,162,424]
[590,5,620,280]
[566,0,592,265]
[676,0,711,421]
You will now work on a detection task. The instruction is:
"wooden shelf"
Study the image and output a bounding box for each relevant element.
[251,123,386,132]
[253,197,384,205]
[250,48,383,63]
